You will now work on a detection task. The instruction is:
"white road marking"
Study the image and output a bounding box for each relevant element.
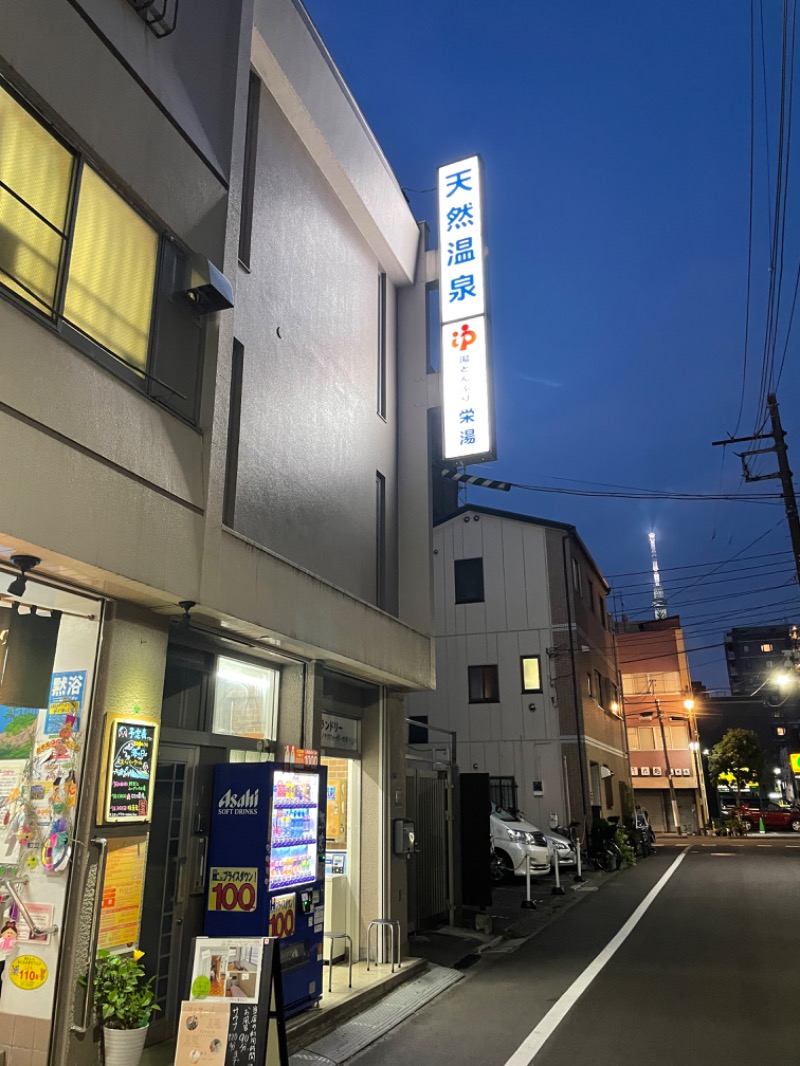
[503,851,688,1066]
[785,845,800,849]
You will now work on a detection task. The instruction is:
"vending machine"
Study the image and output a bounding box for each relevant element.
[205,761,327,1015]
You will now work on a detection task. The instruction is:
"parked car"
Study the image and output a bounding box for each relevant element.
[490,805,550,878]
[738,801,800,833]
[543,828,577,867]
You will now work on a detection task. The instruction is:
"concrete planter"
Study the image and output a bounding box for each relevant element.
[102,1025,149,1066]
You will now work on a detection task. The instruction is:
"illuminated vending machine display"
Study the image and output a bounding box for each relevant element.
[205,762,327,1015]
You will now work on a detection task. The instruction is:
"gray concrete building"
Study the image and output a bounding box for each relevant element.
[0,1,434,1062]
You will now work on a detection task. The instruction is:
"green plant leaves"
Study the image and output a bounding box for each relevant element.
[92,950,161,1030]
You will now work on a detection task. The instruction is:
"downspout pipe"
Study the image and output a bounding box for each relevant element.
[562,532,590,827]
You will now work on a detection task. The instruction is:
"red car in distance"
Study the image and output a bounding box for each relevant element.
[739,801,800,833]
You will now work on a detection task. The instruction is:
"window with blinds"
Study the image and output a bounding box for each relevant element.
[0,79,202,422]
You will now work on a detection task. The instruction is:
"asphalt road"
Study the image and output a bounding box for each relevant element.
[351,838,800,1066]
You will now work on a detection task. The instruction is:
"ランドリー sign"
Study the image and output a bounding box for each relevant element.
[437,155,494,463]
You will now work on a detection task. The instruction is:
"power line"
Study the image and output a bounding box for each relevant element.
[605,549,793,579]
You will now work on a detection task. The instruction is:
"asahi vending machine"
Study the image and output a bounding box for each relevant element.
[205,760,327,1015]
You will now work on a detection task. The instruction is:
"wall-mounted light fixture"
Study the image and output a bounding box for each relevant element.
[183,257,234,315]
[6,555,41,597]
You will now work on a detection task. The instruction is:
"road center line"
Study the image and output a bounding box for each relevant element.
[503,850,688,1066]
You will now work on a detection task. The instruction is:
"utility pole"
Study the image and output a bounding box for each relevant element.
[713,392,800,585]
[654,696,682,834]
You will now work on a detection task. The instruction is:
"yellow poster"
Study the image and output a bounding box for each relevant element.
[98,837,148,951]
[207,867,258,914]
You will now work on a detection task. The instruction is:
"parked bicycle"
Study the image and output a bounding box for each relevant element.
[587,819,623,872]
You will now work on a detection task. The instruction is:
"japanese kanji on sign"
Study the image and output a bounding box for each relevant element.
[437,154,495,463]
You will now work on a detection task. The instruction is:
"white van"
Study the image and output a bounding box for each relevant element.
[490,805,551,878]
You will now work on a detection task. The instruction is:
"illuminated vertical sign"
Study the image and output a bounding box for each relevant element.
[437,155,494,462]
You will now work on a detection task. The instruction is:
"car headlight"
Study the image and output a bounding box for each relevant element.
[507,829,529,842]
[554,841,570,851]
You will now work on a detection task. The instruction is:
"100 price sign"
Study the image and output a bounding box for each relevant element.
[207,867,258,912]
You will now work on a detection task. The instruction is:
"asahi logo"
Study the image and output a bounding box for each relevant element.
[218,788,259,815]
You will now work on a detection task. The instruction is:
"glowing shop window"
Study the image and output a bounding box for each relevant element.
[64,166,158,371]
[213,657,279,741]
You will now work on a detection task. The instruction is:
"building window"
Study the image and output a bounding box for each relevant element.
[638,726,656,750]
[238,71,261,268]
[455,558,484,604]
[627,729,640,750]
[521,656,542,693]
[377,271,387,418]
[599,597,606,628]
[0,78,202,421]
[761,643,774,653]
[603,773,614,808]
[594,670,603,705]
[212,656,279,741]
[222,339,245,527]
[468,665,499,703]
[375,471,386,609]
[572,558,582,596]
[588,579,595,612]
[65,166,158,372]
[777,726,787,737]
[586,672,593,697]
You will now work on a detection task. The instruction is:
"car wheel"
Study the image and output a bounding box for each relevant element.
[790,819,800,833]
[495,849,515,878]
[742,819,754,832]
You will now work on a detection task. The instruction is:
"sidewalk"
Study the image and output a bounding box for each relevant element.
[288,861,612,1064]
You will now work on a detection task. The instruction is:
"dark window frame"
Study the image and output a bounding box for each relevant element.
[0,75,203,425]
[375,471,386,609]
[468,664,499,704]
[454,557,485,604]
[222,339,245,527]
[238,71,261,269]
[377,271,387,419]
[520,655,542,694]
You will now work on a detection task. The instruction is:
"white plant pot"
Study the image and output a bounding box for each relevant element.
[102,1024,149,1066]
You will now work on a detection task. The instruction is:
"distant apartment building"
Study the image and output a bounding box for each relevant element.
[617,618,706,832]
[406,505,630,834]
[724,623,799,695]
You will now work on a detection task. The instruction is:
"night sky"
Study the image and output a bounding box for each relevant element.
[302,1,800,691]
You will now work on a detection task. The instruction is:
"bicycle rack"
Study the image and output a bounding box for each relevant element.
[0,875,59,938]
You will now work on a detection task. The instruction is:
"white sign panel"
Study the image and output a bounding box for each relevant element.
[441,315,492,460]
[438,155,486,324]
[437,155,494,462]
[321,713,361,754]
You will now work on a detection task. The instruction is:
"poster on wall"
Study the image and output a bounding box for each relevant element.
[98,837,148,952]
[43,670,86,735]
[99,714,159,824]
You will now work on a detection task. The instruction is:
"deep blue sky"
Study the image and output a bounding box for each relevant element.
[303,1,800,691]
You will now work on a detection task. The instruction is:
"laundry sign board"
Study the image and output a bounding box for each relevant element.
[98,714,160,824]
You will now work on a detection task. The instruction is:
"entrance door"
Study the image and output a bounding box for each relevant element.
[140,743,225,1045]
[405,768,451,933]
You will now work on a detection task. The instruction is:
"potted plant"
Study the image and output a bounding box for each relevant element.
[92,948,160,1066]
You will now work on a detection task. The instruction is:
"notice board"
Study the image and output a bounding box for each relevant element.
[98,714,160,824]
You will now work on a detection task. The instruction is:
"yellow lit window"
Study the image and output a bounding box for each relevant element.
[521,656,541,693]
[64,167,158,372]
[0,87,73,313]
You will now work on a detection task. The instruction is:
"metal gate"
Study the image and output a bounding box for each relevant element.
[406,768,451,932]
